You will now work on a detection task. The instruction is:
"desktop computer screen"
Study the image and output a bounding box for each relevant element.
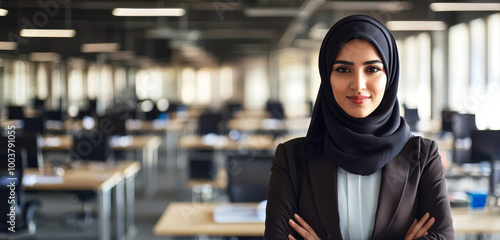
[471,130,500,197]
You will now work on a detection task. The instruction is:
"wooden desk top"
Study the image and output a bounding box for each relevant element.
[153,202,264,236]
[154,203,500,236]
[177,135,277,151]
[42,135,161,151]
[24,161,140,191]
[451,207,500,233]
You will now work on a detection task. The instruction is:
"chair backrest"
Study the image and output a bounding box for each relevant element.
[7,106,24,120]
[97,115,127,136]
[266,101,285,119]
[0,134,43,169]
[226,155,273,202]
[451,113,477,139]
[0,148,27,232]
[71,130,111,161]
[23,117,46,135]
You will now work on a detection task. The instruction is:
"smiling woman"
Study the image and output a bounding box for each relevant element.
[264,15,455,240]
[330,39,387,119]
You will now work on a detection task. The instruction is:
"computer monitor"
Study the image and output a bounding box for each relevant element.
[97,115,127,136]
[7,106,24,120]
[0,134,41,169]
[266,101,284,119]
[44,110,64,121]
[451,113,478,164]
[441,110,457,133]
[470,130,500,163]
[23,117,45,134]
[197,111,224,135]
[491,160,500,198]
[71,130,111,161]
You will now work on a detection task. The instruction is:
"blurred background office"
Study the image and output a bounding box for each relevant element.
[1,0,500,240]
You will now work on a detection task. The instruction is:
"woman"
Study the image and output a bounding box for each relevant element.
[265,15,454,240]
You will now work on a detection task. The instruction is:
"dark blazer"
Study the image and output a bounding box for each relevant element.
[265,136,454,240]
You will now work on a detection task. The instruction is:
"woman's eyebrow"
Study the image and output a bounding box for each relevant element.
[333,60,353,65]
[363,60,383,65]
[333,60,382,65]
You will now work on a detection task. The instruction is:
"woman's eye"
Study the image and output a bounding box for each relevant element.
[335,67,350,73]
[367,66,381,72]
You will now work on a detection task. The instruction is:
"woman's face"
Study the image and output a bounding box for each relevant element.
[330,39,387,118]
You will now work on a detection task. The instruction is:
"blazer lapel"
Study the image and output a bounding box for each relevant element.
[307,154,343,240]
[370,139,413,240]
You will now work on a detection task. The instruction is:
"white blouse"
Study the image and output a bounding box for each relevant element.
[337,167,382,240]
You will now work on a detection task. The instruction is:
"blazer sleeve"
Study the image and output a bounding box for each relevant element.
[265,143,299,240]
[416,139,455,240]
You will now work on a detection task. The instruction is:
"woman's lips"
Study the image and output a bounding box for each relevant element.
[347,96,370,104]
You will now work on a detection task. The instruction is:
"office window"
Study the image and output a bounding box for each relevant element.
[197,68,212,105]
[243,56,269,110]
[87,63,99,99]
[279,51,307,118]
[309,51,320,104]
[68,65,84,105]
[13,60,29,105]
[220,66,234,101]
[448,23,470,112]
[476,14,500,130]
[180,67,196,105]
[36,63,48,100]
[136,67,163,101]
[114,67,127,99]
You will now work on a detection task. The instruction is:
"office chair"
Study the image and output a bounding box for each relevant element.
[64,130,113,230]
[266,101,285,119]
[451,113,477,164]
[22,117,46,135]
[0,149,40,239]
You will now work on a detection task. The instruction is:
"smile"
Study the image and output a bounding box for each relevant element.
[347,96,370,104]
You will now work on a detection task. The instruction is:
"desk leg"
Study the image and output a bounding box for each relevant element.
[125,174,138,240]
[115,179,125,240]
[144,145,159,197]
[97,189,111,240]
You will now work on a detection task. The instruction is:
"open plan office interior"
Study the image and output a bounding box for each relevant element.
[1,0,500,239]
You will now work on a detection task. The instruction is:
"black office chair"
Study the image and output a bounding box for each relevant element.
[64,130,113,230]
[451,113,477,164]
[266,101,285,119]
[0,149,40,239]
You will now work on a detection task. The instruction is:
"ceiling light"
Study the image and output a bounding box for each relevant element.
[0,8,8,16]
[386,21,447,31]
[430,2,500,11]
[324,1,412,12]
[243,8,300,17]
[112,8,185,16]
[0,42,17,50]
[81,43,120,53]
[29,52,60,62]
[20,29,76,38]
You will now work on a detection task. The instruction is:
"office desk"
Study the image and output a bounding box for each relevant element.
[452,207,500,233]
[153,202,264,236]
[41,135,161,196]
[24,162,133,240]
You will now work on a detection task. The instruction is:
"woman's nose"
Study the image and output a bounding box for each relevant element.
[350,71,367,91]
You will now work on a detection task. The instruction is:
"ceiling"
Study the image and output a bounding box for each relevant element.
[0,0,496,66]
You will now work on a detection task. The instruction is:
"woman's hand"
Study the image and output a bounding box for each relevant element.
[288,213,320,240]
[404,212,435,240]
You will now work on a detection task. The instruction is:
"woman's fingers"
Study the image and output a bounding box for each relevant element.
[288,214,320,240]
[404,213,435,240]
[288,234,297,240]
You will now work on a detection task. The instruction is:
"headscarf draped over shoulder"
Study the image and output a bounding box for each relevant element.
[302,15,411,175]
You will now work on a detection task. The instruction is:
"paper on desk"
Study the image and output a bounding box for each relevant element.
[22,174,64,186]
[213,200,267,223]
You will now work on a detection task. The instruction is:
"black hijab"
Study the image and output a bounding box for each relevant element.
[302,15,411,176]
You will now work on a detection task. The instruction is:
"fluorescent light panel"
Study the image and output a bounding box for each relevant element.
[244,8,300,17]
[430,3,500,11]
[20,29,76,38]
[0,8,8,16]
[0,42,17,50]
[29,52,60,62]
[112,8,185,16]
[386,21,447,31]
[325,1,412,11]
[81,43,120,53]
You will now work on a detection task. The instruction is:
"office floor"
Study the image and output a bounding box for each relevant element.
[28,147,500,240]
